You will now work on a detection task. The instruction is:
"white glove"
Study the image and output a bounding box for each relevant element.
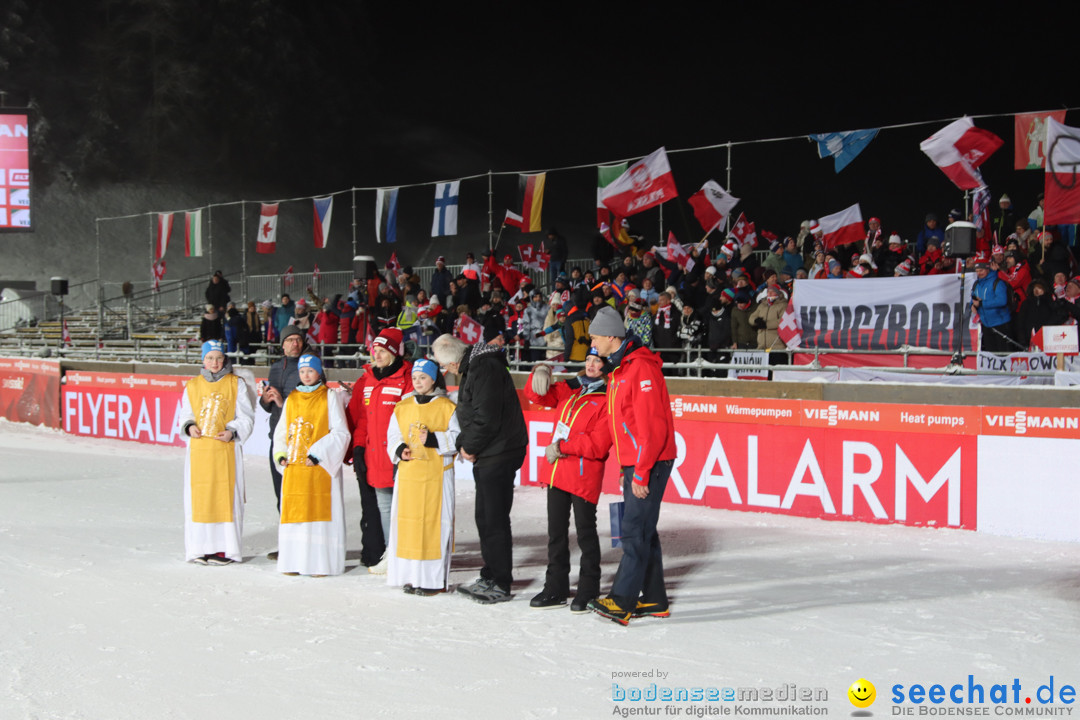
[544,441,562,464]
[531,364,553,395]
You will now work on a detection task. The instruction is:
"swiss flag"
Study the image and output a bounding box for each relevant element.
[536,241,551,271]
[819,203,864,250]
[920,117,1003,190]
[518,243,537,270]
[777,302,801,349]
[599,147,679,217]
[386,251,403,277]
[665,232,693,271]
[728,212,757,248]
[455,315,483,344]
[256,203,278,254]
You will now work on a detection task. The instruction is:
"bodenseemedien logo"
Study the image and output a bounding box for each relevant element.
[849,678,877,709]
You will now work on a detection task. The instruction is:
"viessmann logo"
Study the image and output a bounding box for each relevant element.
[984,410,1079,435]
[804,405,880,427]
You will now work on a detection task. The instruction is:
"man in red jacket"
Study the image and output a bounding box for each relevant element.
[587,305,677,625]
[345,328,412,572]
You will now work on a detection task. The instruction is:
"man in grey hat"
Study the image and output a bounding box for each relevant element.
[587,306,677,625]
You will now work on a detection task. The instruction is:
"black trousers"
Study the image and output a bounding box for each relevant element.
[472,448,525,591]
[544,485,600,600]
[353,446,386,566]
[267,445,282,513]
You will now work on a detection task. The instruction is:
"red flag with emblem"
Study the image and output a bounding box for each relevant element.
[454,315,484,344]
[665,232,692,270]
[777,302,801,349]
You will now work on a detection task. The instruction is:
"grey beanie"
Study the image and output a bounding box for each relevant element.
[589,306,626,338]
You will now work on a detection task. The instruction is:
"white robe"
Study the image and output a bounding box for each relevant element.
[385,396,460,591]
[179,375,255,563]
[272,387,350,576]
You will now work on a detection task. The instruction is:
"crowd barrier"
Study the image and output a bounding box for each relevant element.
[3,357,1077,544]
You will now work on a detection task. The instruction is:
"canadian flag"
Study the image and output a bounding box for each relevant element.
[727,212,757,248]
[599,147,679,217]
[257,203,279,254]
[688,180,739,234]
[1044,117,1080,225]
[455,315,484,344]
[920,117,1003,190]
[819,203,864,250]
[777,302,801,349]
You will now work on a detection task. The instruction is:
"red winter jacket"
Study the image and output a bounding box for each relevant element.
[604,341,677,485]
[525,375,612,504]
[345,359,413,488]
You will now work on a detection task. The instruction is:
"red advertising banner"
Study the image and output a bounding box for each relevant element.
[0,113,31,230]
[0,357,60,428]
[62,371,187,446]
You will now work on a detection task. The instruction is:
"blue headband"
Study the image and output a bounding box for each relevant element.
[412,358,438,382]
[298,354,323,375]
[201,340,224,360]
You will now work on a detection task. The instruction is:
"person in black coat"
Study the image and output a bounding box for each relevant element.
[204,271,231,313]
[1016,278,1080,346]
[432,331,527,605]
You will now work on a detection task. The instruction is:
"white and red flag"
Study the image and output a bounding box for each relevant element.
[536,242,551,271]
[62,319,71,348]
[1044,117,1080,225]
[503,209,524,231]
[152,259,167,290]
[599,147,679,217]
[283,265,294,287]
[819,203,864,250]
[454,315,484,344]
[257,203,279,254]
[155,213,173,261]
[386,251,403,277]
[665,232,694,271]
[518,243,537,270]
[727,212,757,248]
[777,302,801,349]
[687,180,739,234]
[920,117,1003,190]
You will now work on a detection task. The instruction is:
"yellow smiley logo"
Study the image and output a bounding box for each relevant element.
[848,678,876,708]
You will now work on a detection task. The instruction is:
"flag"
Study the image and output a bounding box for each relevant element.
[155,213,173,261]
[665,232,693,271]
[376,187,399,244]
[1044,117,1080,225]
[62,319,71,348]
[727,212,757,248]
[687,180,739,234]
[454,315,483,344]
[283,265,294,287]
[386,251,402,277]
[809,129,879,172]
[256,203,278,254]
[313,263,321,281]
[508,172,546,232]
[518,243,537,270]
[431,181,459,237]
[313,196,333,249]
[920,117,1003,190]
[777,302,801,349]
[819,203,864,250]
[184,209,203,257]
[308,312,321,344]
[503,209,524,230]
[973,186,992,250]
[1015,111,1067,170]
[152,259,166,290]
[599,147,678,217]
[537,241,551,271]
[597,162,627,237]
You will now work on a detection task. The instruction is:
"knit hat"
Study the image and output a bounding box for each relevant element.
[889,233,903,245]
[373,327,404,356]
[279,325,304,345]
[973,252,991,269]
[721,288,736,301]
[849,265,869,278]
[809,220,822,235]
[588,306,626,338]
[298,354,323,375]
[201,340,224,360]
[586,346,602,359]
[896,259,914,276]
[436,256,446,265]
[412,358,439,383]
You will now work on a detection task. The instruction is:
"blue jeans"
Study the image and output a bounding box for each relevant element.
[610,460,673,608]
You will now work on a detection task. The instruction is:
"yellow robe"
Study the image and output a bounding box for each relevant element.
[391,396,456,560]
[185,374,238,523]
[278,384,332,524]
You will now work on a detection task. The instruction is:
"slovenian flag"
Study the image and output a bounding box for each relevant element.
[256,203,278,254]
[376,187,399,244]
[184,209,203,257]
[313,196,333,249]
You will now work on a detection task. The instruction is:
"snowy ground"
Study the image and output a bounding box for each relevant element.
[1,420,1078,720]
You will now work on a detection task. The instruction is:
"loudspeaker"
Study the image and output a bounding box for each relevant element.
[353,255,377,281]
[944,221,977,258]
[50,277,69,296]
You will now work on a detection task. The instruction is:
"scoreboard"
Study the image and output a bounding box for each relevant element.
[0,113,31,231]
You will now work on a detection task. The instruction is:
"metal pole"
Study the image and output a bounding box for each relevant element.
[241,201,247,301]
[95,219,103,342]
[659,203,664,242]
[351,187,357,259]
[487,170,494,250]
[725,142,733,236]
[207,205,213,274]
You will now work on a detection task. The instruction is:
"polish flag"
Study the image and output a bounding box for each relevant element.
[504,209,524,230]
[687,180,739,234]
[1044,117,1080,225]
[599,147,679,217]
[819,203,864,250]
[920,117,1003,190]
[257,203,279,254]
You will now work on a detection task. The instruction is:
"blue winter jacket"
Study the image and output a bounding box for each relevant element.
[971,271,1011,328]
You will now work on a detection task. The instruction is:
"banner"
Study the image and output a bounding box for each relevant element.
[730,350,769,379]
[0,358,60,428]
[62,371,188,446]
[790,275,977,351]
[1014,110,1067,169]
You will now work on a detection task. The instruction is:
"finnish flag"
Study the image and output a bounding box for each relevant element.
[431,181,460,237]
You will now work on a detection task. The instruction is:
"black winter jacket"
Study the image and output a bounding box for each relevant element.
[454,343,527,463]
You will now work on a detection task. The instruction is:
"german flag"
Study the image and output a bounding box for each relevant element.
[516,172,546,232]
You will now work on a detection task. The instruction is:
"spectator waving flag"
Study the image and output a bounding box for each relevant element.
[599,147,678,217]
[184,209,203,257]
[973,186,993,250]
[688,180,739,234]
[432,181,460,237]
[454,315,483,344]
[313,196,333,249]
[727,212,757,248]
[777,302,801,349]
[376,187,399,244]
[283,265,294,287]
[518,243,538,270]
[257,203,278,254]
[920,117,1003,190]
[151,259,166,290]
[313,263,321,281]
[1044,117,1080,225]
[665,232,694,272]
[819,203,864,250]
[156,213,173,261]
[386,251,403,277]
[809,129,879,172]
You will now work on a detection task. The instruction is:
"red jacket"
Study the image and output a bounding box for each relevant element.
[605,342,676,485]
[315,309,340,345]
[525,375,611,504]
[345,359,413,488]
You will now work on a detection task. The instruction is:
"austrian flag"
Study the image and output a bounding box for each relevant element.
[599,147,678,217]
[257,203,279,254]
